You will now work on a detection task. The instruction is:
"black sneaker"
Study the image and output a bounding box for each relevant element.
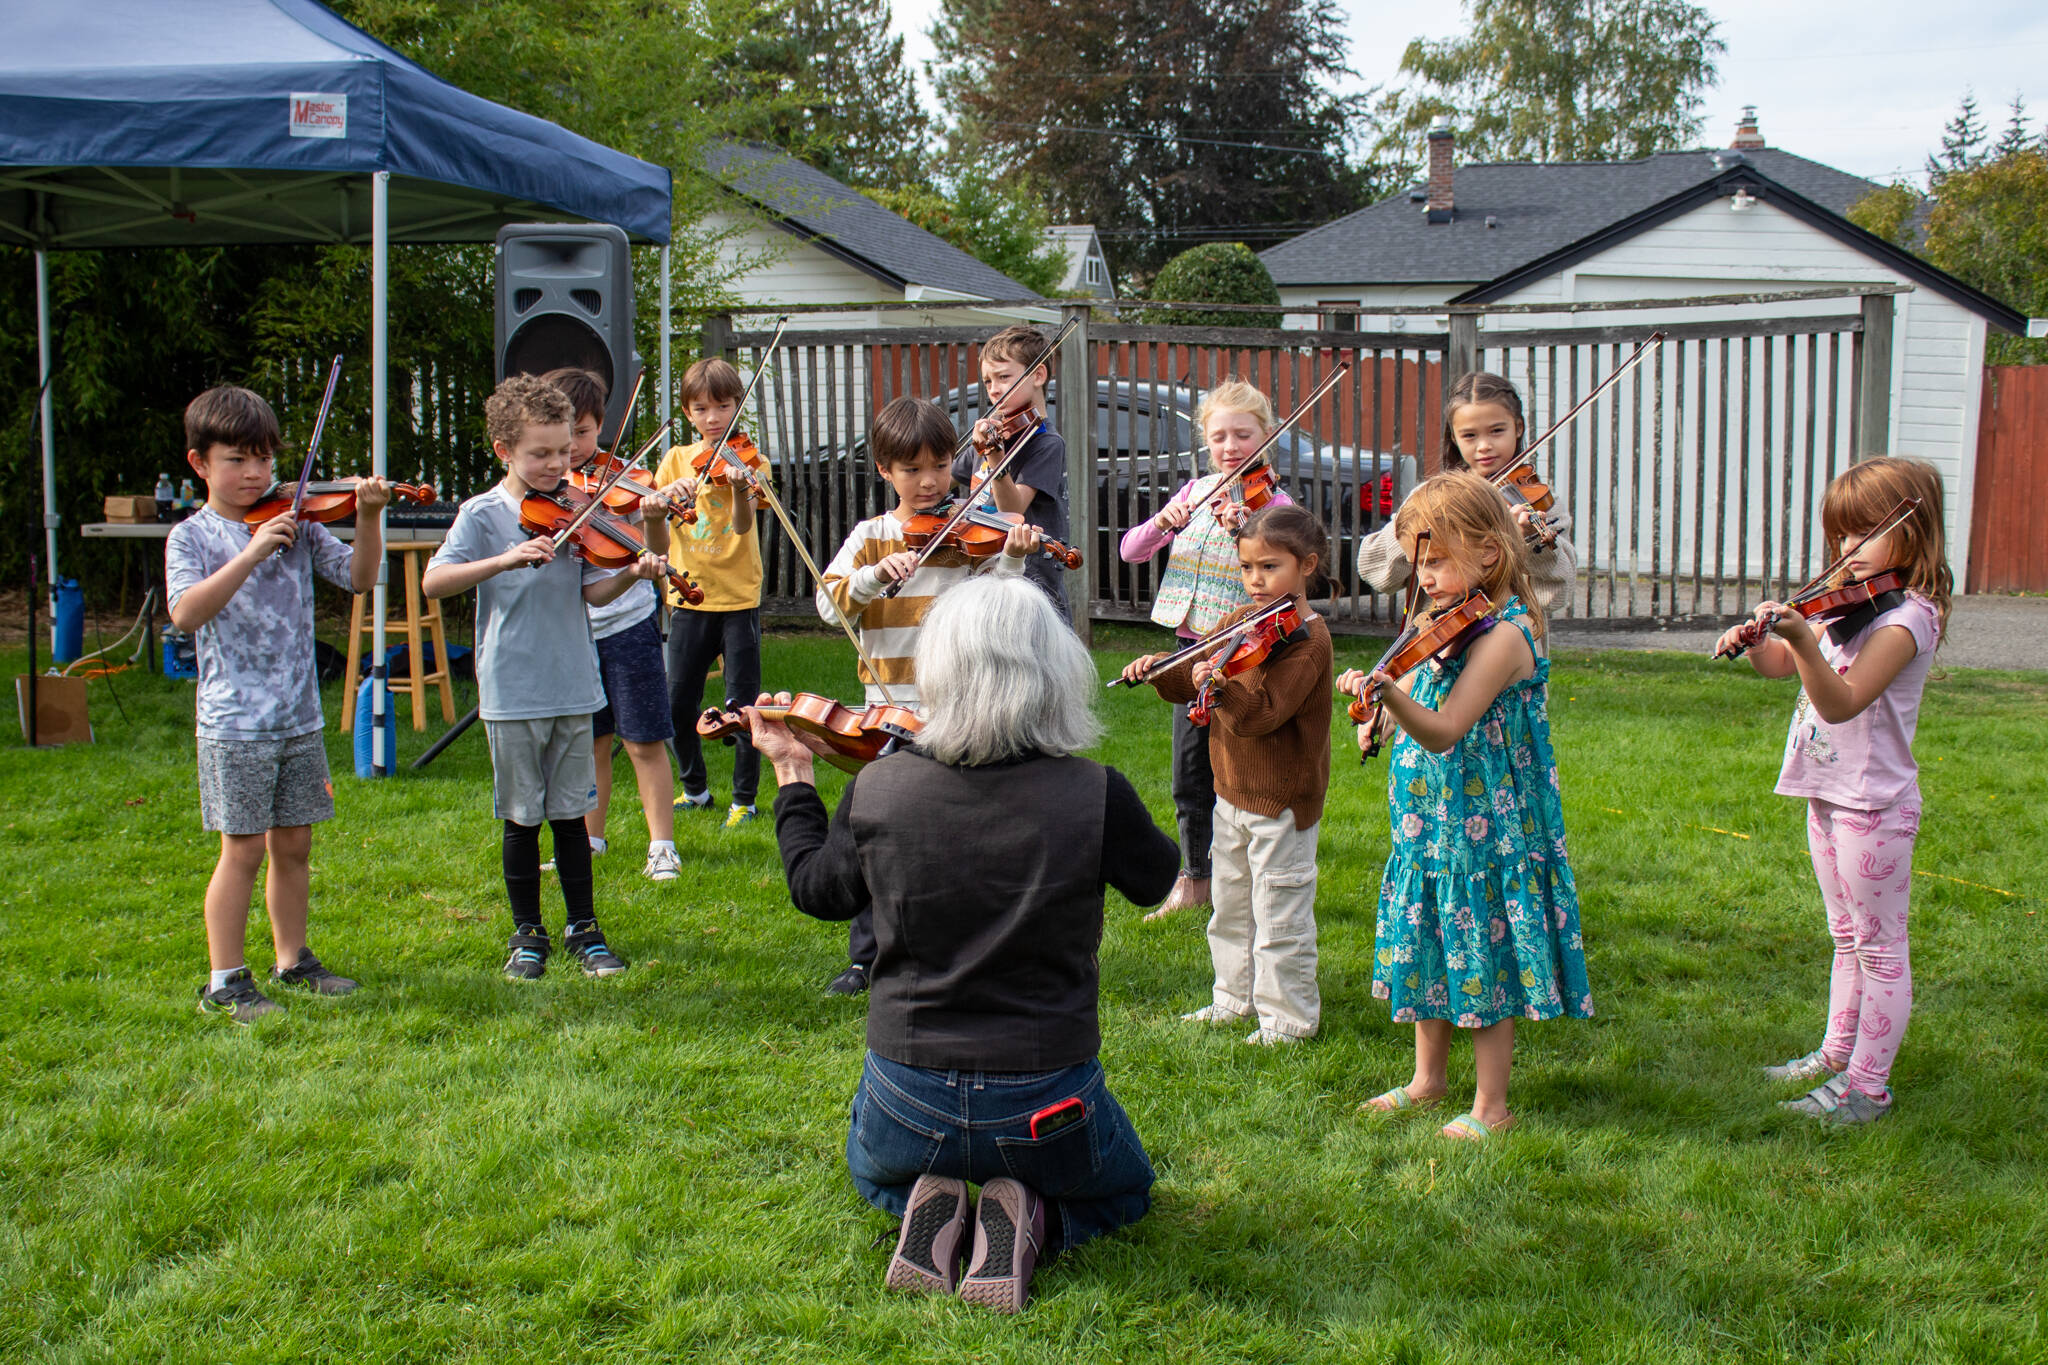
[504,928,550,981]
[271,947,358,995]
[197,968,282,1023]
[826,963,869,996]
[565,926,627,977]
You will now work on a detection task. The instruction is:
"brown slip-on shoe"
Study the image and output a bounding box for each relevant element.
[1144,874,1211,922]
[884,1174,971,1296]
[958,1177,1045,1313]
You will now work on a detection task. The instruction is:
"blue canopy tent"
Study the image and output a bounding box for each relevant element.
[1,0,673,769]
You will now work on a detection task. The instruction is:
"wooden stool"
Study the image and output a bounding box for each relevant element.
[340,540,456,731]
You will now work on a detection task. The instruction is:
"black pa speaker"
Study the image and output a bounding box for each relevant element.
[494,224,642,443]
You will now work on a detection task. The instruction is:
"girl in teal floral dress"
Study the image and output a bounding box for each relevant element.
[1337,472,1591,1142]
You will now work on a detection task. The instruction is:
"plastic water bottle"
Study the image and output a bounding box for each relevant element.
[51,578,83,664]
[177,478,197,518]
[155,474,175,523]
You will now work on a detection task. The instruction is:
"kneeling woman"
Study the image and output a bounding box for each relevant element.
[748,576,1178,1313]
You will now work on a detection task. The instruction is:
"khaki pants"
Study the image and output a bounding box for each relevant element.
[1207,797,1321,1037]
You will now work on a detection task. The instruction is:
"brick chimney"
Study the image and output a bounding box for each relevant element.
[1731,105,1765,150]
[1426,119,1454,224]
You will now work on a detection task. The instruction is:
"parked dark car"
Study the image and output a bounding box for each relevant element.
[787,379,1414,601]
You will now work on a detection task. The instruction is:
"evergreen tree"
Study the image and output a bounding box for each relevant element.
[1993,93,2033,161]
[929,0,1375,277]
[1378,0,1723,164]
[733,0,931,188]
[1928,90,1987,185]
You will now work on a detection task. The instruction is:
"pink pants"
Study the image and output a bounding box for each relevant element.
[1806,797,1918,1098]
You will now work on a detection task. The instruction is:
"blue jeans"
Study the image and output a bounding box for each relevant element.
[846,1052,1155,1254]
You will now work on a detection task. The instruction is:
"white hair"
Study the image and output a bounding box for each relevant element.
[913,576,1101,766]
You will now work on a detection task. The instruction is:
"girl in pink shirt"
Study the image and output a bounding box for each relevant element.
[1713,457,1952,1126]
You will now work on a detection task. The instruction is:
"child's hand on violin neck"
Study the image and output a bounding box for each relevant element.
[1758,601,1815,644]
[627,551,668,581]
[1190,659,1218,688]
[1002,522,1042,558]
[352,476,393,512]
[499,537,556,571]
[1120,653,1166,685]
[1335,667,1368,699]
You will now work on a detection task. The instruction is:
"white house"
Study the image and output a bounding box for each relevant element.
[701,141,1051,328]
[1042,224,1115,299]
[1261,111,2023,589]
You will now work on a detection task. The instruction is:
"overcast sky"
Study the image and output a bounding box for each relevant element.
[888,0,2048,188]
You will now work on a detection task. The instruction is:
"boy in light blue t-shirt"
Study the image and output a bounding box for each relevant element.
[167,385,388,1023]
[424,375,666,981]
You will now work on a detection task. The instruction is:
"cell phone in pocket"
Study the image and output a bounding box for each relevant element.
[1029,1096,1086,1140]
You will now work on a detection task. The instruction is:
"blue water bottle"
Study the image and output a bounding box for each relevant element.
[51,578,83,664]
[353,677,397,777]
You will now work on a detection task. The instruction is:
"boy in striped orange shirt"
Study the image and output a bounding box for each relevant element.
[812,396,1038,992]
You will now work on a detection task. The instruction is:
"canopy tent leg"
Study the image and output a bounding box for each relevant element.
[370,170,390,776]
[35,251,59,598]
[659,243,672,436]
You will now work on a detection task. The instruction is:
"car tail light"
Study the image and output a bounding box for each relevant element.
[1361,472,1395,518]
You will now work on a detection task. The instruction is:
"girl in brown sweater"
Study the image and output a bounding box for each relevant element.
[1120,504,1334,1044]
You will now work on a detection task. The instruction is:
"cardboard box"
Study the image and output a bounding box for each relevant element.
[16,674,92,745]
[104,494,159,524]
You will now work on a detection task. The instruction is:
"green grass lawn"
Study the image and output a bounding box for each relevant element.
[3,625,2046,1362]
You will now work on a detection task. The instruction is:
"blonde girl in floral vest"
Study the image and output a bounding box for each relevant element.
[1118,379,1292,918]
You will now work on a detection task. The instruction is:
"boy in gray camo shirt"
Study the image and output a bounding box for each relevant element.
[166,386,388,1022]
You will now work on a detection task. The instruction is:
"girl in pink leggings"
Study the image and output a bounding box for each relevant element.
[1714,457,1951,1126]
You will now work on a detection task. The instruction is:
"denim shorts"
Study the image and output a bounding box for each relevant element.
[845,1051,1155,1253]
[592,607,673,744]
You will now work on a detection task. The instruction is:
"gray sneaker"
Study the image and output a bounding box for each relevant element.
[1764,1049,1843,1084]
[197,968,282,1023]
[1783,1074,1893,1125]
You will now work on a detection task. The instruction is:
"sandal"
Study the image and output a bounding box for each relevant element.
[1360,1086,1443,1113]
[1440,1112,1516,1141]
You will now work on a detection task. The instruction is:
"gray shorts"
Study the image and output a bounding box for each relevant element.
[196,732,335,835]
[486,715,597,826]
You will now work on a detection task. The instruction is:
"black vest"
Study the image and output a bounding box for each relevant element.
[847,750,1107,1071]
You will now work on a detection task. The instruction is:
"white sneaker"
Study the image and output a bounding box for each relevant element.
[1180,1004,1247,1025]
[1245,1026,1305,1046]
[643,846,681,881]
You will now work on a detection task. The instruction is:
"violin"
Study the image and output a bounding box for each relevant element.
[1347,589,1497,761]
[244,477,435,527]
[901,499,1083,570]
[969,405,1041,459]
[1187,601,1303,726]
[696,693,921,774]
[1110,596,1299,690]
[1714,496,1920,661]
[1714,570,1909,660]
[1486,460,1560,550]
[1203,459,1279,521]
[572,453,694,526]
[517,480,704,606]
[687,429,770,506]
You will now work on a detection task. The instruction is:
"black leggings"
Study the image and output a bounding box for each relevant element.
[503,818,595,931]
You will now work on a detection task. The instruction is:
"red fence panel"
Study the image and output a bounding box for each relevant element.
[1969,366,2048,593]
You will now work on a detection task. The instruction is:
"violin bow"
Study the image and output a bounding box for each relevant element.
[1513,332,1664,469]
[1107,596,1296,688]
[1357,531,1428,759]
[548,419,675,552]
[954,316,1079,461]
[1199,362,1351,508]
[588,367,648,471]
[1713,496,1918,659]
[273,354,343,555]
[877,420,1042,601]
[699,315,789,491]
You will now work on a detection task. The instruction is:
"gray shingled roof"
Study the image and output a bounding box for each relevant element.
[704,141,1039,301]
[1261,147,1882,288]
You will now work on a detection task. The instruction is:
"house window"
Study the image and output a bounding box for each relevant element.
[1085,256,1105,287]
[1318,300,1360,331]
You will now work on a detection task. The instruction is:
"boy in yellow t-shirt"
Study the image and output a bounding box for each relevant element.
[654,358,768,828]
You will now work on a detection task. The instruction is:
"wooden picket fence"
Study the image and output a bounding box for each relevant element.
[697,287,1902,637]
